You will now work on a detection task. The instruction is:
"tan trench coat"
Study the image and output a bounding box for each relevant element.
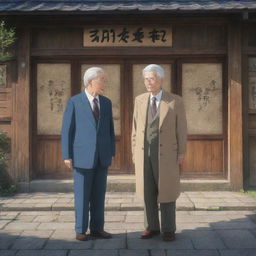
[131,90,187,203]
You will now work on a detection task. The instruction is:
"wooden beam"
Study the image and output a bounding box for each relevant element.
[31,48,227,57]
[11,28,31,182]
[228,21,243,190]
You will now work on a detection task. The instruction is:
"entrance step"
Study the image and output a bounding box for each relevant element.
[19,175,232,193]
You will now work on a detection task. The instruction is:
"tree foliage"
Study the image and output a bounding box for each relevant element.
[0,21,16,61]
[0,132,17,196]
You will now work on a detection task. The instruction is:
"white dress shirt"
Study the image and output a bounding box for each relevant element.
[150,89,162,109]
[84,89,100,110]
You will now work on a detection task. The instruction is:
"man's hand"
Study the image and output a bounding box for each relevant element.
[64,159,73,169]
[177,154,185,164]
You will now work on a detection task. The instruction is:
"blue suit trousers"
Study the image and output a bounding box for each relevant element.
[73,165,107,234]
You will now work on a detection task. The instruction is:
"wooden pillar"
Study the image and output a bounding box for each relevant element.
[228,21,243,190]
[11,28,31,182]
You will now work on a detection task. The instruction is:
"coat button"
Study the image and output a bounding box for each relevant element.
[160,144,163,147]
[160,130,162,133]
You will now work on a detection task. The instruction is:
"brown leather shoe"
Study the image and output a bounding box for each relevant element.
[90,231,112,239]
[140,230,160,239]
[76,232,88,241]
[162,232,175,241]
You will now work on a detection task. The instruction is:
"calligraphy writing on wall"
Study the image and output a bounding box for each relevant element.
[37,64,71,135]
[190,80,221,112]
[83,26,172,47]
[39,80,66,113]
[182,63,223,135]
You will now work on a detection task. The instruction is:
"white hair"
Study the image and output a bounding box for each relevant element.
[83,67,104,87]
[142,64,165,78]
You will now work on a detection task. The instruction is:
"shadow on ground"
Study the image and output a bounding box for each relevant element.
[0,211,256,256]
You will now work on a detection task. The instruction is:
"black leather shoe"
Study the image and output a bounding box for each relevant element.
[90,231,112,239]
[140,230,160,239]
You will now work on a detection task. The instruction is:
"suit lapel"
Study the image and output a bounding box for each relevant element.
[139,93,150,130]
[79,92,97,128]
[98,95,105,132]
[159,90,173,128]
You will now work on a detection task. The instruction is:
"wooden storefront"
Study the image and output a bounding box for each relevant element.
[0,0,255,190]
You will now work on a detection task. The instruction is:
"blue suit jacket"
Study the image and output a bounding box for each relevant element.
[61,92,115,169]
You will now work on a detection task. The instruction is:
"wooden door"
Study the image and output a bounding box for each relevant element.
[32,58,129,178]
[32,60,73,179]
[178,58,227,178]
[128,58,227,178]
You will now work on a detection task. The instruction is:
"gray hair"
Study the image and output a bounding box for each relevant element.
[142,64,165,78]
[83,67,104,87]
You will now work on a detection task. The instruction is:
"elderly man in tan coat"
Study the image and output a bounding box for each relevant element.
[131,64,187,241]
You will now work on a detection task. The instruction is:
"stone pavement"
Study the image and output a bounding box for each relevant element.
[0,192,256,256]
[1,191,256,212]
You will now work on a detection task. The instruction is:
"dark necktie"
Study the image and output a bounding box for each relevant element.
[93,98,99,122]
[151,97,157,117]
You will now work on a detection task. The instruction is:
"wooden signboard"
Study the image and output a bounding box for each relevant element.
[84,26,172,47]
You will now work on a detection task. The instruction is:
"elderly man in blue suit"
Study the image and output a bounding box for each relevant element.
[61,67,115,241]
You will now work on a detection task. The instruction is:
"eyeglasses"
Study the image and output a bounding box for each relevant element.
[144,77,157,82]
[93,77,107,83]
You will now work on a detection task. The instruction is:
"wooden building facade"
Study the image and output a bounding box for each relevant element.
[0,0,256,190]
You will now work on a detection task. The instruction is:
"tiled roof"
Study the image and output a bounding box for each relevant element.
[0,0,255,13]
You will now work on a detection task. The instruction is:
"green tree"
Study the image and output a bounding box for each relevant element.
[0,21,16,62]
[0,132,17,196]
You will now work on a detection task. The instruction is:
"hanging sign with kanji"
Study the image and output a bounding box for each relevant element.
[83,26,172,47]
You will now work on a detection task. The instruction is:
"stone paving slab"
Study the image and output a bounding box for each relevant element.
[186,230,226,249]
[127,233,194,250]
[0,231,22,249]
[93,236,126,249]
[3,222,40,231]
[15,250,67,256]
[12,230,52,249]
[216,230,256,249]
[37,222,74,230]
[70,250,119,256]
[166,250,220,256]
[151,250,166,256]
[33,215,58,222]
[119,249,149,256]
[219,249,256,256]
[0,251,17,256]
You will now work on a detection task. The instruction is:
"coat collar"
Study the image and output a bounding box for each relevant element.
[159,90,174,128]
[138,92,150,130]
[138,89,175,129]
